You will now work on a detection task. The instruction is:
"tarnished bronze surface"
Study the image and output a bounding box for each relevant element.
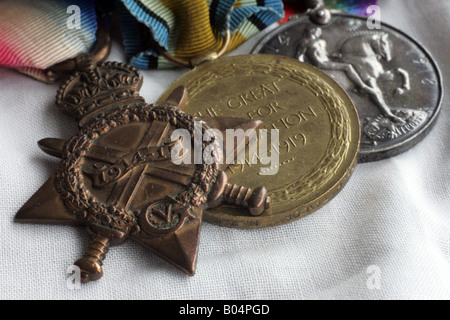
[158,54,360,229]
[15,61,269,282]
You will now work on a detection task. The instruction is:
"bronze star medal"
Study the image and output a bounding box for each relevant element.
[15,61,270,283]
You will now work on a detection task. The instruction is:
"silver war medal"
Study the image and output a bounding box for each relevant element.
[252,6,442,162]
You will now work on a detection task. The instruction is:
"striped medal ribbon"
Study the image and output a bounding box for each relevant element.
[117,0,284,69]
[323,0,378,14]
[0,0,98,83]
[0,0,284,82]
[280,0,378,23]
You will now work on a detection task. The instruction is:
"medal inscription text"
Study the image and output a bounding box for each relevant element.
[194,80,324,175]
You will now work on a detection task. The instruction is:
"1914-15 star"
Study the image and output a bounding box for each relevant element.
[15,61,270,283]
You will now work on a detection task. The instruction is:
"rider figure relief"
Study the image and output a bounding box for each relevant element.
[296,26,409,124]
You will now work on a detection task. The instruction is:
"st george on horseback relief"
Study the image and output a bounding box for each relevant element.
[296,24,427,145]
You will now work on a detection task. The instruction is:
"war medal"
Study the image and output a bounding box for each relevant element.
[14,57,270,282]
[251,2,443,162]
[157,54,360,229]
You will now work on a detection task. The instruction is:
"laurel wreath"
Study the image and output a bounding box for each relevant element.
[55,104,219,234]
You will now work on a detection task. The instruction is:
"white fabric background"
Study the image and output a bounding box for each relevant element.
[1,0,449,300]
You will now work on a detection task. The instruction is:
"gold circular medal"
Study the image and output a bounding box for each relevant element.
[157,54,360,229]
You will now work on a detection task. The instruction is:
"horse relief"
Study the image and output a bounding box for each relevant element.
[296,26,428,145]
